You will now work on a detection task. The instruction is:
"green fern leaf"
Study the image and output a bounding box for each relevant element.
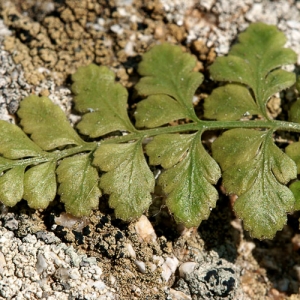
[23,161,57,209]
[282,79,300,212]
[296,76,300,93]
[72,64,136,137]
[286,96,300,173]
[135,43,203,127]
[286,141,300,210]
[146,134,194,168]
[18,96,85,150]
[93,140,155,220]
[0,166,25,206]
[203,84,260,120]
[288,181,300,210]
[57,154,101,216]
[0,120,53,207]
[286,142,300,173]
[146,133,221,227]
[288,99,300,123]
[0,120,43,159]
[205,23,297,120]
[134,95,188,128]
[0,157,17,173]
[212,129,297,239]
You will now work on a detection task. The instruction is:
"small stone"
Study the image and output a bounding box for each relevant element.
[54,267,71,282]
[69,268,80,280]
[169,288,192,300]
[65,246,81,267]
[22,234,37,244]
[55,213,88,231]
[135,260,146,274]
[134,215,157,243]
[199,0,215,10]
[179,262,198,279]
[109,274,116,286]
[153,255,164,266]
[110,24,124,35]
[7,99,19,114]
[92,280,106,291]
[180,260,240,299]
[36,253,48,274]
[149,263,157,272]
[125,243,136,259]
[39,89,50,97]
[3,217,18,231]
[0,251,6,274]
[164,257,179,273]
[35,231,61,244]
[161,257,179,282]
[131,284,142,297]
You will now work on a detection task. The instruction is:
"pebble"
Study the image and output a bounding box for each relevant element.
[125,242,136,259]
[2,213,19,231]
[0,251,6,274]
[153,255,164,267]
[92,280,106,291]
[54,213,88,231]
[175,252,242,299]
[36,253,48,274]
[35,231,61,244]
[134,215,157,243]
[134,260,146,273]
[161,256,179,282]
[169,288,192,300]
[179,262,198,278]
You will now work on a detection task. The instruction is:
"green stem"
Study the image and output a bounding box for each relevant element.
[5,143,97,169]
[8,119,300,169]
[54,143,97,160]
[101,119,300,144]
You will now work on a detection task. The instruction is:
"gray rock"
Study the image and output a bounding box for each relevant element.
[176,255,242,299]
[35,231,61,244]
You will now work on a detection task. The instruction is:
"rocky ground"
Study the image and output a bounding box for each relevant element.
[0,0,300,299]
